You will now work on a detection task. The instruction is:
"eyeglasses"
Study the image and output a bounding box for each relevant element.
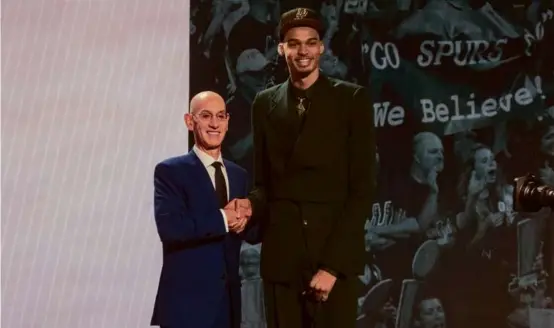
[193,110,230,122]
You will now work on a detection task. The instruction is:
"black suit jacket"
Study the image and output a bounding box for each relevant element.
[247,75,376,283]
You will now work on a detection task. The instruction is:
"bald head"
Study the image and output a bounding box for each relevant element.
[412,132,444,173]
[413,132,440,153]
[185,91,229,154]
[189,91,226,115]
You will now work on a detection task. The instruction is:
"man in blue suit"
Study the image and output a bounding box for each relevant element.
[151,91,254,328]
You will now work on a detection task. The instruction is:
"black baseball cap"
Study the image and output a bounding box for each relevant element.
[278,7,324,41]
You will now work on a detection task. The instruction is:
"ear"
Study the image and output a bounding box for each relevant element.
[278,43,285,56]
[319,41,325,55]
[184,113,194,131]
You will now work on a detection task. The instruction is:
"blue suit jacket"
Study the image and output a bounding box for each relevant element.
[150,151,255,328]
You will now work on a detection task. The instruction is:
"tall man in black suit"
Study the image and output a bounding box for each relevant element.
[228,8,376,328]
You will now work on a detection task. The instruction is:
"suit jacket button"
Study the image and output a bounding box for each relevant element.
[302,219,308,226]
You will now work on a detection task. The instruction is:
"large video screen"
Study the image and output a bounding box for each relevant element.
[189,0,553,327]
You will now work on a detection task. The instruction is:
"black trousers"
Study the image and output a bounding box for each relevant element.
[263,277,359,328]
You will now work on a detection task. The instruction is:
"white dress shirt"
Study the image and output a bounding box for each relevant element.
[193,145,230,231]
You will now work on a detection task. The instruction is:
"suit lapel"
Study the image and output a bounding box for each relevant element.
[188,152,220,208]
[267,80,301,150]
[265,77,341,170]
[268,79,289,120]
[289,77,337,167]
[263,80,303,174]
[224,160,241,201]
[267,80,297,132]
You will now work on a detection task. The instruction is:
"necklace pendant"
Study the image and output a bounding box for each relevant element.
[297,98,306,115]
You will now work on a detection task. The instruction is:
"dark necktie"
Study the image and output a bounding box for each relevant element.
[212,162,228,208]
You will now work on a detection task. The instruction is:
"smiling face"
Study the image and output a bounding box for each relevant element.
[185,91,229,152]
[279,26,324,79]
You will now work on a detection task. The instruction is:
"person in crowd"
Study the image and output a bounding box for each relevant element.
[240,245,266,328]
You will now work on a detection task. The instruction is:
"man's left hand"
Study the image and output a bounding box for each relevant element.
[309,269,337,302]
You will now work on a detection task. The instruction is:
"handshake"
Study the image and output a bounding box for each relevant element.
[223,198,252,233]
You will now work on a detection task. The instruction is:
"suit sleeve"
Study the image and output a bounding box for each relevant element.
[153,162,227,244]
[320,86,376,275]
[247,93,269,219]
[241,170,263,244]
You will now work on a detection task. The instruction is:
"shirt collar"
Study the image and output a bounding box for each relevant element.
[192,145,224,168]
[289,72,326,100]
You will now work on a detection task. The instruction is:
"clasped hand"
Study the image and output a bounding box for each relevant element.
[223,198,252,233]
